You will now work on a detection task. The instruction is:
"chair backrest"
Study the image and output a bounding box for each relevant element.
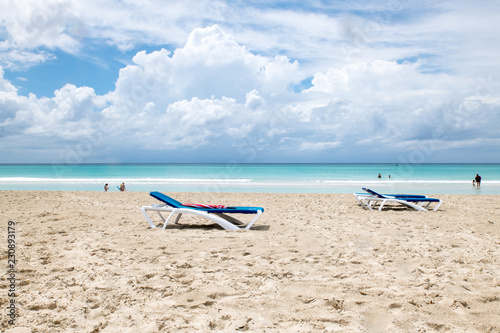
[150,191,183,208]
[362,188,385,198]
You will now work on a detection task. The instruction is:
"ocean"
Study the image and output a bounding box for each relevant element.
[0,163,499,194]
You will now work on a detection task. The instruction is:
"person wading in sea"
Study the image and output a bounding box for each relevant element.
[475,174,482,187]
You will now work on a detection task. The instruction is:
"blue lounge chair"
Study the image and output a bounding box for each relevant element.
[355,188,442,211]
[140,192,264,230]
[354,188,426,206]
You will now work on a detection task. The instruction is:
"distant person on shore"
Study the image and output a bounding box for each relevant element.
[388,175,391,179]
[119,182,126,192]
[104,183,109,191]
[378,173,381,178]
[475,174,481,187]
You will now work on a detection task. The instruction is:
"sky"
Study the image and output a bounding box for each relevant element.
[0,0,499,163]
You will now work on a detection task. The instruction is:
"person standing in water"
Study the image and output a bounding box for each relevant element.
[475,174,481,187]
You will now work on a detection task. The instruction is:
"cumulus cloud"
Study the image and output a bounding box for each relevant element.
[110,25,300,108]
[1,17,500,162]
[0,25,303,162]
[96,25,302,155]
[302,58,500,159]
[0,0,81,52]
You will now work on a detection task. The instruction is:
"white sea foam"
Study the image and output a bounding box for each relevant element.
[0,177,252,182]
[1,177,500,185]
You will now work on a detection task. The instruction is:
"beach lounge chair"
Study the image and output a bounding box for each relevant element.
[140,192,264,230]
[354,189,426,207]
[355,188,442,211]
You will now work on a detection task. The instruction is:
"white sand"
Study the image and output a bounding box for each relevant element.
[1,191,499,332]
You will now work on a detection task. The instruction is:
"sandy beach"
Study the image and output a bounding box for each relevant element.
[1,190,499,332]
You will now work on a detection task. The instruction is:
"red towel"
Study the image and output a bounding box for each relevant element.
[183,203,227,209]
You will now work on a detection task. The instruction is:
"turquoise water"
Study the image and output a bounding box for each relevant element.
[0,163,499,194]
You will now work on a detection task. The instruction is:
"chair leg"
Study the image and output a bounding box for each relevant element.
[214,213,245,225]
[244,210,262,230]
[163,210,180,229]
[156,211,166,222]
[141,207,157,228]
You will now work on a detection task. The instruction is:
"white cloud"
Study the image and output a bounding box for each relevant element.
[0,67,18,94]
[297,140,342,151]
[0,50,55,70]
[245,89,264,109]
[109,25,301,114]
[93,26,304,155]
[0,0,81,52]
[2,0,500,79]
[1,1,500,163]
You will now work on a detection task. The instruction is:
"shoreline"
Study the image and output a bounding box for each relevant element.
[1,182,499,194]
[1,191,499,331]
